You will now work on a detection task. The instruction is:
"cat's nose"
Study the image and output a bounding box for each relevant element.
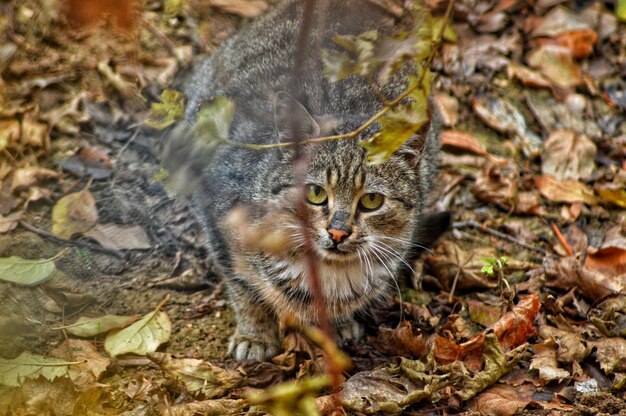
[328,228,350,244]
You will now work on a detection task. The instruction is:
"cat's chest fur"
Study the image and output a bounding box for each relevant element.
[242,254,396,322]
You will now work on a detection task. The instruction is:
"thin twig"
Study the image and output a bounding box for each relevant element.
[18,221,124,259]
[549,221,573,256]
[452,221,547,255]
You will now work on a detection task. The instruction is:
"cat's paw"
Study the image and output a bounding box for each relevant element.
[335,319,364,346]
[228,331,280,362]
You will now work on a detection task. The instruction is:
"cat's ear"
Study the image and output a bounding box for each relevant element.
[274,92,320,142]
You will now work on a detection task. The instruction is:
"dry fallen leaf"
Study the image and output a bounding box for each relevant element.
[148,352,242,399]
[85,223,151,250]
[441,130,505,165]
[535,174,598,205]
[468,383,533,416]
[51,185,98,239]
[591,338,626,374]
[507,63,552,88]
[207,0,269,18]
[51,339,111,391]
[529,339,571,383]
[541,130,597,181]
[527,44,582,90]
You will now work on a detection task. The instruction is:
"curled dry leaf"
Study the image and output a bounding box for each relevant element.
[433,295,540,372]
[539,320,589,364]
[340,360,456,414]
[148,352,241,399]
[529,339,571,384]
[542,130,596,181]
[454,333,525,402]
[373,321,426,358]
[51,186,98,239]
[535,174,597,205]
[10,166,59,193]
[472,161,543,214]
[595,169,626,209]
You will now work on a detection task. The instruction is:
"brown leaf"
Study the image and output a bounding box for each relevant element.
[148,352,241,399]
[433,295,540,371]
[539,319,589,364]
[10,167,59,193]
[537,30,598,59]
[595,169,626,208]
[535,174,597,205]
[51,339,111,391]
[85,223,151,250]
[472,94,542,158]
[467,299,501,327]
[542,130,596,181]
[207,0,269,18]
[527,44,582,90]
[441,130,506,165]
[472,161,544,214]
[51,186,98,239]
[21,115,50,150]
[591,338,626,374]
[507,63,552,88]
[529,339,571,383]
[373,321,426,358]
[0,212,21,234]
[532,6,593,38]
[468,384,533,416]
[166,399,247,416]
[544,256,626,301]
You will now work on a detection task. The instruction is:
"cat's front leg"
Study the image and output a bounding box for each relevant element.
[226,280,280,362]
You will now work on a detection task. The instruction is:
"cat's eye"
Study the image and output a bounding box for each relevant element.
[305,184,328,205]
[359,193,384,211]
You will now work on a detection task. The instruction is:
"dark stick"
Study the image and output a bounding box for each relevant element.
[18,221,124,259]
[452,221,547,255]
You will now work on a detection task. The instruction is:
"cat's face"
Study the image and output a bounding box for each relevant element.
[297,138,421,266]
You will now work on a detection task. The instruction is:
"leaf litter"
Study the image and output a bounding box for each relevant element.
[1,0,626,415]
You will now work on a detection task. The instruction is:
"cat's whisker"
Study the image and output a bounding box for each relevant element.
[377,235,435,255]
[371,240,417,276]
[364,245,404,323]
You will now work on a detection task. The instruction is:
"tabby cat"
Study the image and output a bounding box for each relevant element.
[178,0,446,361]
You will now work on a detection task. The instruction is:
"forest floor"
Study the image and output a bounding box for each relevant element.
[0,0,625,415]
